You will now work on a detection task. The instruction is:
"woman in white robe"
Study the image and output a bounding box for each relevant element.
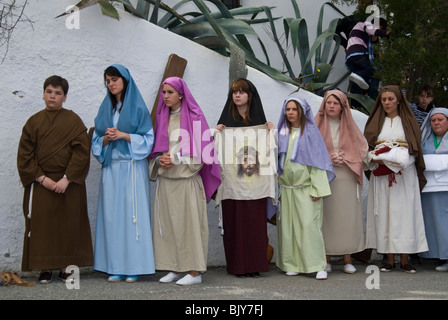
[363,85,428,274]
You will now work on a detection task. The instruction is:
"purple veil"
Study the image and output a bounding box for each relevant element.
[150,77,221,201]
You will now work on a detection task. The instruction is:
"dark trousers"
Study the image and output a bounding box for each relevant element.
[346,54,373,94]
[346,54,378,109]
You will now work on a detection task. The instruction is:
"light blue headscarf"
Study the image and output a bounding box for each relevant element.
[421,107,448,154]
[94,64,152,167]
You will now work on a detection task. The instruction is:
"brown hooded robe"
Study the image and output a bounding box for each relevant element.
[17,108,93,271]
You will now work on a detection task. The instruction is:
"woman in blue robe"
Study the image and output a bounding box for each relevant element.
[92,64,155,282]
[420,107,448,271]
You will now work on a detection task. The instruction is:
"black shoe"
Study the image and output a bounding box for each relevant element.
[58,271,73,283]
[38,271,52,284]
[400,264,416,274]
[248,272,260,278]
[380,262,395,272]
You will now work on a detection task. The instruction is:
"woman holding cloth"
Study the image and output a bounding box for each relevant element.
[315,90,367,274]
[419,107,448,271]
[363,85,428,273]
[215,78,274,278]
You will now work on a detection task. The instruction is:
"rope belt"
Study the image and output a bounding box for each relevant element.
[27,183,34,238]
[113,160,139,240]
[155,172,198,237]
[276,184,306,221]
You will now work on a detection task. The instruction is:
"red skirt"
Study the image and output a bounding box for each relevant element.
[221,198,269,275]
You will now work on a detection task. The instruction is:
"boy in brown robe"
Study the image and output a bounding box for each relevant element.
[17,75,93,283]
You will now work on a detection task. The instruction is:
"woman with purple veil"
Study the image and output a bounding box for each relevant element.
[149,77,221,286]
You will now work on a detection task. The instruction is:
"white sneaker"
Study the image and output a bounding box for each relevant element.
[159,272,181,283]
[285,272,299,276]
[349,73,369,90]
[316,270,328,280]
[343,264,357,274]
[325,263,332,272]
[435,263,448,272]
[176,274,202,286]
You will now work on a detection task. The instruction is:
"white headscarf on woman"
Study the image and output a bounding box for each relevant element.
[421,107,448,154]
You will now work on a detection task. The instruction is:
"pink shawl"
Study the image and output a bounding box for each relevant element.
[315,90,367,186]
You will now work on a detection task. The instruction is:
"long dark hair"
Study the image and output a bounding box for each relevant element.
[104,66,128,114]
[230,79,253,125]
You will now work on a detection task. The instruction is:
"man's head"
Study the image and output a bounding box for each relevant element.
[418,85,434,109]
[43,75,69,95]
[43,75,69,110]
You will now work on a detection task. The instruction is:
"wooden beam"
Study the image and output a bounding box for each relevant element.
[151,54,188,127]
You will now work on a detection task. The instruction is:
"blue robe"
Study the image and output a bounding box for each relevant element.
[92,111,155,275]
[420,136,448,260]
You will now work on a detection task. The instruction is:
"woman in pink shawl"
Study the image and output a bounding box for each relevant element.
[315,90,368,274]
[149,77,221,286]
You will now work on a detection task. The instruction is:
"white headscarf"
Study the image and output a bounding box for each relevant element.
[421,108,448,154]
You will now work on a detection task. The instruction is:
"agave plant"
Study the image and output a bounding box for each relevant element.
[58,0,374,111]
[280,0,374,111]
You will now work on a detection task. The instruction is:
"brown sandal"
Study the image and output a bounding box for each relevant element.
[0,272,36,287]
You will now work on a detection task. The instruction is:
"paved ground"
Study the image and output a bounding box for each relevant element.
[1,259,447,304]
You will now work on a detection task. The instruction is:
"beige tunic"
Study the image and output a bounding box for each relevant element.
[322,119,365,255]
[150,111,208,272]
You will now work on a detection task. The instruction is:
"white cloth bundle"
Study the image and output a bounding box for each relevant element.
[370,140,409,173]
[422,154,448,192]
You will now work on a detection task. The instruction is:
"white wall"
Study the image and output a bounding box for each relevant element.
[0,0,367,272]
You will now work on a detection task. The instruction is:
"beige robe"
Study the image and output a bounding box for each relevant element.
[322,119,366,255]
[150,111,208,272]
